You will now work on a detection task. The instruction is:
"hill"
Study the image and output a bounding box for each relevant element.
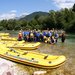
[19,11,49,21]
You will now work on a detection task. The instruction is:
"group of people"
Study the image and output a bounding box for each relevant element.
[18,29,66,44]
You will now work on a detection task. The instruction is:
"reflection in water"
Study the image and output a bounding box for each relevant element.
[61,43,66,49]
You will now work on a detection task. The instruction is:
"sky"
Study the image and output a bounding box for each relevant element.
[0,0,75,20]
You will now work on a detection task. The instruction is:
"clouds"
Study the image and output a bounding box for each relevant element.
[53,0,75,9]
[19,12,29,17]
[0,10,29,20]
[10,10,17,13]
[0,10,17,20]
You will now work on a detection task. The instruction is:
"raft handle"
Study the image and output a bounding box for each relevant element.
[44,55,48,59]
[32,58,34,60]
[17,55,20,56]
[49,61,51,63]
[22,52,28,55]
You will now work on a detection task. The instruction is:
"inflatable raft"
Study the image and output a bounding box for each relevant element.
[1,37,17,41]
[0,41,41,50]
[0,44,66,69]
[8,42,41,50]
[0,33,9,37]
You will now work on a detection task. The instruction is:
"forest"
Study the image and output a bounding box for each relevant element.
[0,4,75,33]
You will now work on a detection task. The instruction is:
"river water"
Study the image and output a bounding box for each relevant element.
[0,34,75,75]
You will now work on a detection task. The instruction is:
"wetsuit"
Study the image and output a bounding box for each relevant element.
[61,34,65,43]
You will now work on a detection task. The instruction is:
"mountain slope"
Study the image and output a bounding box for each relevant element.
[19,11,49,21]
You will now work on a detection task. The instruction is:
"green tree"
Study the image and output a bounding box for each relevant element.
[72,3,75,12]
[7,19,16,30]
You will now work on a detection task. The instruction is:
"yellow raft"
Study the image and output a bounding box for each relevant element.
[8,43,40,50]
[1,36,17,41]
[0,44,66,69]
[8,42,41,50]
[0,33,9,37]
[0,41,41,50]
[0,40,25,45]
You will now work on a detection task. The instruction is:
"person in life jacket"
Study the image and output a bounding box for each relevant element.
[23,31,29,41]
[54,30,59,43]
[29,31,34,42]
[18,30,23,41]
[39,32,44,42]
[33,29,37,42]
